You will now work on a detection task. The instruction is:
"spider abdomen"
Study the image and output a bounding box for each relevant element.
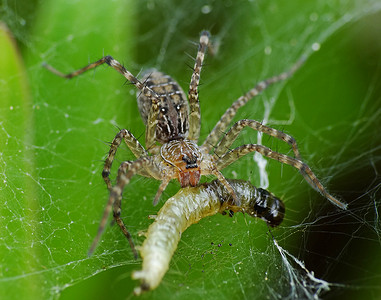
[137,70,189,143]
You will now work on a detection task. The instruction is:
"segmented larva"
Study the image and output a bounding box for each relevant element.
[132,179,285,294]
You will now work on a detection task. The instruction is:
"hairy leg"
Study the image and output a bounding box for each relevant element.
[202,58,304,152]
[216,144,347,209]
[188,31,210,141]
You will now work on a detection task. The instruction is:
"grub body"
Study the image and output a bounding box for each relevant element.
[132,179,285,294]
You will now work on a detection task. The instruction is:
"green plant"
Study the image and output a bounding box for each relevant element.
[1,1,380,299]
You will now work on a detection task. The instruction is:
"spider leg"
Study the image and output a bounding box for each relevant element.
[202,58,305,152]
[212,169,241,206]
[152,176,172,206]
[88,182,117,257]
[44,56,162,147]
[213,119,301,159]
[102,129,147,190]
[112,176,137,259]
[188,31,210,141]
[43,56,161,100]
[42,58,108,79]
[200,158,240,206]
[89,157,163,258]
[145,100,160,151]
[44,56,162,101]
[116,161,151,179]
[215,144,347,209]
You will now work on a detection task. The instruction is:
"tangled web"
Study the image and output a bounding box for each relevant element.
[0,0,381,299]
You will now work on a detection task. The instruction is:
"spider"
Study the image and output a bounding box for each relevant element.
[44,31,347,259]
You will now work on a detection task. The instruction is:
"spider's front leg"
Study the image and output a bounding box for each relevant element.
[188,30,210,141]
[90,157,163,259]
[200,157,242,206]
[215,144,347,209]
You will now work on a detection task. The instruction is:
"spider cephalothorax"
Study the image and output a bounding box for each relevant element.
[160,139,202,187]
[44,31,347,259]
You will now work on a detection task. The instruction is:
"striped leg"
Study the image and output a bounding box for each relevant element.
[43,56,160,99]
[188,31,210,141]
[212,169,241,206]
[213,119,301,159]
[152,176,171,206]
[216,144,347,210]
[42,57,109,79]
[116,161,152,180]
[43,56,161,148]
[102,129,147,190]
[145,100,160,151]
[89,157,163,259]
[202,58,305,152]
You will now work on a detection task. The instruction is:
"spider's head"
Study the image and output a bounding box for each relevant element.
[160,140,202,187]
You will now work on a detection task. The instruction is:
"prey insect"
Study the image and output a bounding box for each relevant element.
[43,31,347,259]
[133,178,285,294]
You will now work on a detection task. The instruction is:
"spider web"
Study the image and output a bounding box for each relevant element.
[1,0,381,299]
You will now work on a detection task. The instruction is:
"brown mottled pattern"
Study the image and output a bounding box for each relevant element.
[137,70,189,144]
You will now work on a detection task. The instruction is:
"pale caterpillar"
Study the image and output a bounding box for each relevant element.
[132,179,285,294]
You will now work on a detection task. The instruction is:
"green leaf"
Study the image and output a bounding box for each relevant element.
[0,21,38,300]
[1,1,381,299]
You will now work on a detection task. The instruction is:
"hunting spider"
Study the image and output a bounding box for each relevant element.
[44,31,347,259]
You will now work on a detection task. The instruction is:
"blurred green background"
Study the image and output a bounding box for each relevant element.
[1,0,381,299]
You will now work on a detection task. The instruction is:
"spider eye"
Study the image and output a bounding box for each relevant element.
[182,155,198,169]
[175,104,181,111]
[161,107,168,114]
